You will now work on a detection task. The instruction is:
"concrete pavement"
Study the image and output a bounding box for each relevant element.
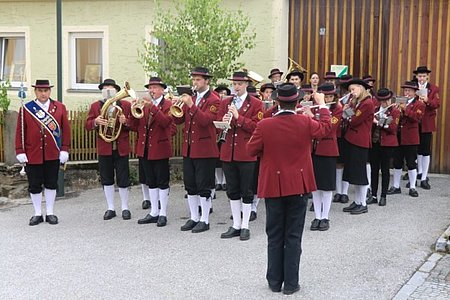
[1,174,449,299]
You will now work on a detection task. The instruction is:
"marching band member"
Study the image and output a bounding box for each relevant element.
[388,81,425,197]
[367,88,400,206]
[219,71,263,241]
[173,67,220,233]
[268,68,283,84]
[15,79,71,226]
[341,78,375,215]
[323,71,338,87]
[307,83,342,231]
[414,66,440,189]
[85,79,132,221]
[286,69,304,89]
[133,77,173,227]
[309,72,320,92]
[260,83,276,102]
[247,83,331,295]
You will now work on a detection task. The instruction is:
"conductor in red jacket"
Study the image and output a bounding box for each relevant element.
[247,83,332,295]
[15,80,71,226]
[85,79,132,221]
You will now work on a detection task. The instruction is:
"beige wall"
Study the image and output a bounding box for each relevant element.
[0,0,289,111]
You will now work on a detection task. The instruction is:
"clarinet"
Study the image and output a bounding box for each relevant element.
[217,94,238,144]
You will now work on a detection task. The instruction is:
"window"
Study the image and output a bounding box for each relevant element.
[69,32,104,89]
[0,34,26,86]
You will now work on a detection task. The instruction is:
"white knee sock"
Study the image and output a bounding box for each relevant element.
[312,191,322,220]
[336,168,343,194]
[119,187,129,211]
[230,200,242,229]
[199,196,211,224]
[342,181,349,195]
[422,156,430,181]
[30,193,42,216]
[408,169,417,189]
[159,188,169,216]
[141,184,150,200]
[251,194,260,212]
[417,155,423,175]
[359,185,369,206]
[215,168,223,185]
[187,195,200,222]
[149,188,160,217]
[211,188,216,199]
[241,202,252,229]
[366,164,371,187]
[103,185,115,210]
[393,169,402,188]
[44,189,56,215]
[222,173,227,185]
[321,191,333,219]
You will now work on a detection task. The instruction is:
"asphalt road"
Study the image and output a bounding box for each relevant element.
[1,175,449,299]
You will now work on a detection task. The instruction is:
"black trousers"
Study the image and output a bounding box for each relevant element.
[418,132,432,156]
[141,158,170,189]
[265,195,307,291]
[138,158,146,184]
[26,160,60,194]
[222,161,256,204]
[183,157,216,198]
[370,143,394,197]
[98,150,130,187]
[393,145,417,170]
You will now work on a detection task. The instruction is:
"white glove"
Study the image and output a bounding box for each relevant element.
[59,151,69,164]
[16,153,28,164]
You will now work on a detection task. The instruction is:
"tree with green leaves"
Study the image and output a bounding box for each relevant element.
[0,80,11,112]
[138,0,256,87]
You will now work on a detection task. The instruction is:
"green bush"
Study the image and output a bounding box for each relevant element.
[0,80,11,112]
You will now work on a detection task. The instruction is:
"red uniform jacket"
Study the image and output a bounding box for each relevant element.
[15,99,71,164]
[314,103,343,156]
[85,99,132,156]
[217,94,263,162]
[173,90,220,158]
[372,105,400,147]
[399,98,425,145]
[130,99,173,160]
[421,83,440,133]
[344,96,375,148]
[246,108,332,198]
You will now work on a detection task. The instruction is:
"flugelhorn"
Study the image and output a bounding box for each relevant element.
[167,86,195,118]
[98,81,136,142]
[131,97,145,119]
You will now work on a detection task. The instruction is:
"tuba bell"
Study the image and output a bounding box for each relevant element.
[98,81,136,142]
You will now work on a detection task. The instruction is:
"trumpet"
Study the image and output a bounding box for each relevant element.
[217,95,238,144]
[167,86,196,118]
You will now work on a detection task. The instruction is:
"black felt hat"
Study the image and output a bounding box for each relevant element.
[32,79,54,88]
[317,83,337,95]
[144,77,167,89]
[413,66,432,74]
[271,83,305,102]
[98,78,120,91]
[191,67,213,78]
[268,68,283,79]
[374,88,394,101]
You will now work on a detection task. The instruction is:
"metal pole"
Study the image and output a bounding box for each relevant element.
[56,0,65,197]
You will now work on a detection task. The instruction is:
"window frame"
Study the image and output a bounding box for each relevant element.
[0,29,29,88]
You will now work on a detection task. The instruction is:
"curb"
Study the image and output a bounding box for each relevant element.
[435,226,450,252]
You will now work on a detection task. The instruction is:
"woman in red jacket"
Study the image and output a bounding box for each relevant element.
[367,88,400,206]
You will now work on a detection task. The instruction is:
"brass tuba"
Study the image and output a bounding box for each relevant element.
[99,81,136,142]
[282,57,308,82]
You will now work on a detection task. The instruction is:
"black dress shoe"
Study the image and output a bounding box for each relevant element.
[268,284,281,293]
[309,203,314,211]
[137,214,158,224]
[387,187,401,195]
[420,180,431,190]
[332,194,342,203]
[343,202,357,212]
[45,215,58,225]
[366,188,372,200]
[103,210,117,220]
[406,182,410,188]
[29,215,44,226]
[181,219,198,231]
[240,228,250,241]
[192,221,209,233]
[417,173,422,181]
[222,184,227,191]
[157,216,167,227]
[409,188,419,197]
[367,196,378,205]
[142,200,151,210]
[184,193,188,199]
[221,227,241,238]
[215,184,222,191]
[319,219,330,231]
[310,218,320,231]
[379,196,386,206]
[283,285,300,295]
[249,211,257,221]
[350,205,368,215]
[340,194,349,203]
[122,210,131,220]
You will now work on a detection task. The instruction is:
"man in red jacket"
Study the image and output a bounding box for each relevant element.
[132,77,173,227]
[16,79,71,226]
[247,83,331,295]
[217,71,263,241]
[413,66,440,189]
[85,79,132,220]
[173,67,220,233]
